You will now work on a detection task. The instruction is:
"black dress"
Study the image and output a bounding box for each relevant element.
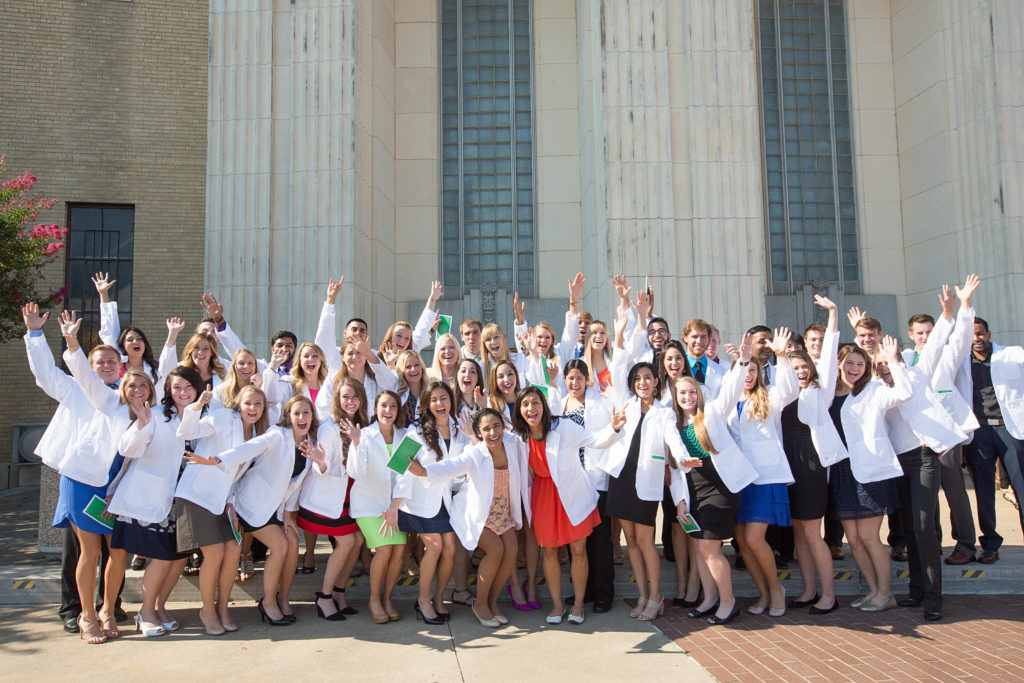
[781,401,828,520]
[683,425,738,540]
[827,394,899,520]
[606,412,659,526]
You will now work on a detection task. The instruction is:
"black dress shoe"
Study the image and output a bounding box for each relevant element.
[63,615,80,633]
[114,607,129,623]
[673,596,701,608]
[789,594,820,609]
[687,602,719,619]
[897,597,922,608]
[924,611,942,622]
[593,600,612,613]
[808,599,839,615]
[706,602,741,625]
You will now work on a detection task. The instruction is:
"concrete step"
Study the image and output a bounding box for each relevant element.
[3,545,1021,606]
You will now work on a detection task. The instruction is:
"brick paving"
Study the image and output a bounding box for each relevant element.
[650,594,1024,682]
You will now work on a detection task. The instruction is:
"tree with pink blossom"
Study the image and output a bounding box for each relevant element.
[0,157,69,342]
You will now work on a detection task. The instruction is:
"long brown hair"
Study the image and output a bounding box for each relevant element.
[487,359,520,412]
[417,381,456,459]
[789,350,819,389]
[279,394,320,443]
[332,377,369,462]
[453,357,484,414]
[333,338,377,387]
[732,358,770,422]
[671,376,718,461]
[838,344,873,396]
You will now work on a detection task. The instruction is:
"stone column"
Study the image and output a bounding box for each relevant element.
[581,0,767,342]
[206,0,358,357]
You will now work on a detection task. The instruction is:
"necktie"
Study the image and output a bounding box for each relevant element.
[105,382,119,389]
[693,360,705,384]
[764,365,771,386]
[912,351,920,366]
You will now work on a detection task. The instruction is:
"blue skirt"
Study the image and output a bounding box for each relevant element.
[736,482,791,526]
[398,506,453,534]
[53,455,125,535]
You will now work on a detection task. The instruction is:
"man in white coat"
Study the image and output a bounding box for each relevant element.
[961,316,1024,564]
[681,318,725,399]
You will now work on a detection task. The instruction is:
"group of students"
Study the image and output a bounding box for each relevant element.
[24,268,1024,644]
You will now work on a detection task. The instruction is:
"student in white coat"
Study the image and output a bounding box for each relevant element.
[682,318,727,400]
[163,330,227,394]
[581,318,614,392]
[727,328,799,618]
[829,338,912,612]
[210,347,283,412]
[428,333,462,387]
[512,386,627,624]
[23,304,125,637]
[480,322,531,388]
[407,408,530,627]
[393,382,467,624]
[186,395,317,625]
[603,292,683,622]
[267,342,331,421]
[487,358,523,422]
[93,271,164,384]
[377,280,444,369]
[782,296,846,615]
[109,366,206,636]
[175,384,272,635]
[60,310,156,643]
[961,308,1024,565]
[671,356,759,626]
[345,391,409,624]
[394,349,428,426]
[511,273,585,373]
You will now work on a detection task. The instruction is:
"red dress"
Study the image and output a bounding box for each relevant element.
[528,438,600,548]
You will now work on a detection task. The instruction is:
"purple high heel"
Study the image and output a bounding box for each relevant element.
[507,583,532,611]
[524,580,541,610]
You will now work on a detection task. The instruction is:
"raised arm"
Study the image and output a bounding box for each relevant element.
[22,303,77,402]
[876,337,913,410]
[707,333,753,415]
[118,398,155,460]
[411,280,443,352]
[92,272,121,349]
[315,278,345,374]
[60,311,119,414]
[768,327,799,408]
[946,275,980,371]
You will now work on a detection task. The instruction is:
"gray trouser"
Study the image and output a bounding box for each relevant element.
[937,445,977,552]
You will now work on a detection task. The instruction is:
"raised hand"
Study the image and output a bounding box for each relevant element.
[633,289,652,322]
[610,406,627,431]
[381,341,400,367]
[269,350,288,371]
[613,311,629,349]
[339,418,362,446]
[429,280,444,305]
[22,302,49,331]
[513,291,526,324]
[722,343,740,360]
[58,310,82,343]
[301,441,327,469]
[188,389,213,412]
[250,371,262,389]
[326,277,345,305]
[166,317,186,337]
[472,385,486,407]
[568,272,585,303]
[879,335,900,363]
[846,306,865,330]
[768,327,791,355]
[201,293,224,323]
[955,274,980,308]
[129,397,152,426]
[813,294,839,331]
[184,451,220,466]
[456,410,480,445]
[938,284,956,319]
[91,272,117,302]
[354,337,377,362]
[738,332,754,363]
[611,275,632,308]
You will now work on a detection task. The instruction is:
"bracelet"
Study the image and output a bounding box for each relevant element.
[738,361,750,366]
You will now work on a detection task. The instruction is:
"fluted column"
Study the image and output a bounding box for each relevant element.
[207,0,357,356]
[583,0,766,341]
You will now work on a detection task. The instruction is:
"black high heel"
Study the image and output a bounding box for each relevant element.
[257,598,291,626]
[414,601,444,625]
[333,585,358,615]
[687,601,719,619]
[315,592,347,621]
[276,592,297,623]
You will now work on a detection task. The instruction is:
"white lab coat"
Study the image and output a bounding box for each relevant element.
[346,423,407,519]
[559,388,614,491]
[420,436,530,549]
[687,363,760,493]
[840,363,913,483]
[393,419,469,518]
[297,419,349,518]
[726,364,800,485]
[108,415,184,524]
[796,330,849,467]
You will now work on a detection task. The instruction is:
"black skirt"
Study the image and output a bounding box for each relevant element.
[782,402,827,520]
[828,458,898,520]
[111,514,185,562]
[686,457,739,540]
[398,506,453,534]
[173,498,235,552]
[606,414,659,526]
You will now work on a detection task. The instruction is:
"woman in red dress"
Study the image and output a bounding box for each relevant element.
[509,386,625,624]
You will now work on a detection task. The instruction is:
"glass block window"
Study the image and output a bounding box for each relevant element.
[759,0,859,295]
[65,204,135,347]
[440,0,535,298]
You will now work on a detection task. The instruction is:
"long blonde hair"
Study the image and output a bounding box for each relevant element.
[733,359,770,422]
[220,348,258,408]
[395,349,426,397]
[428,333,461,381]
[671,376,718,460]
[182,332,227,380]
[536,321,559,360]
[234,385,270,437]
[582,319,613,388]
[487,359,520,412]
[480,323,511,382]
[290,342,329,395]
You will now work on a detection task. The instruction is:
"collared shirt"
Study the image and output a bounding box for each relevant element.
[685,351,707,383]
[971,348,1002,421]
[461,346,482,364]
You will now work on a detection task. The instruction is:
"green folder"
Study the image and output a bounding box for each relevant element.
[229,513,242,545]
[534,384,551,399]
[84,495,115,530]
[386,435,423,474]
[436,314,453,340]
[677,514,701,534]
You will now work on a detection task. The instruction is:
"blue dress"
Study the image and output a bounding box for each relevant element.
[734,400,791,526]
[53,454,126,535]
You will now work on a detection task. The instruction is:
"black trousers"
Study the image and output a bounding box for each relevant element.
[584,491,615,604]
[59,527,124,619]
[897,447,943,613]
[824,472,845,549]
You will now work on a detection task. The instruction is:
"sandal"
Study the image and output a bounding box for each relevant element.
[629,597,648,619]
[450,588,476,606]
[238,552,255,582]
[1004,489,1019,511]
[130,555,146,571]
[301,550,316,574]
[637,597,664,622]
[184,553,201,576]
[332,586,358,615]
[100,612,120,639]
[78,615,107,644]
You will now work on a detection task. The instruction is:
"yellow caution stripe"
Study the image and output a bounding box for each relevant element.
[12,580,36,590]
[776,571,791,580]
[960,569,986,578]
[833,571,853,580]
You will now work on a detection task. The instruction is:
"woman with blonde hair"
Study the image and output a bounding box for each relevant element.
[480,323,529,385]
[487,359,522,421]
[428,333,461,387]
[213,348,280,410]
[395,349,427,425]
[726,328,798,617]
[178,331,227,391]
[582,319,614,392]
